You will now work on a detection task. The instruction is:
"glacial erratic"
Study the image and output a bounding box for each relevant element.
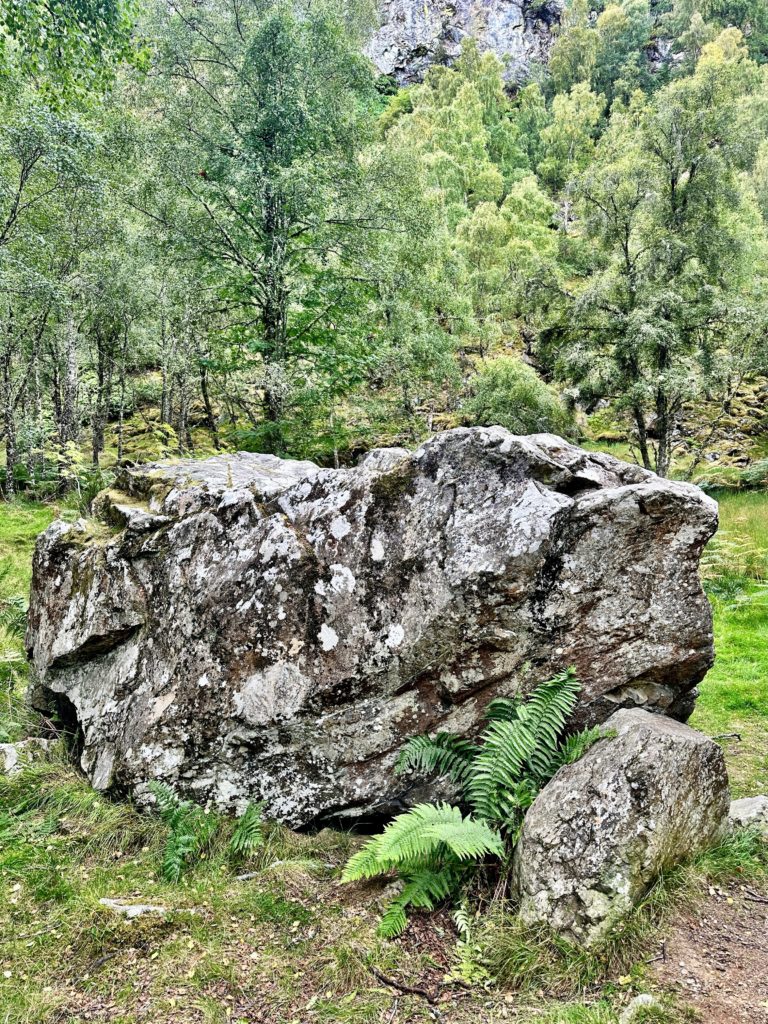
[27,428,717,826]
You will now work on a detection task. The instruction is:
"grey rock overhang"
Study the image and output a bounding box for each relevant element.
[366,0,564,85]
[26,428,717,826]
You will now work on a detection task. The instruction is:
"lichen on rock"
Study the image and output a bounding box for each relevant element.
[367,0,564,84]
[513,709,730,946]
[27,428,717,827]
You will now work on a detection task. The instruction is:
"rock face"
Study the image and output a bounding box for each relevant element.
[367,0,563,85]
[27,428,717,827]
[513,709,730,946]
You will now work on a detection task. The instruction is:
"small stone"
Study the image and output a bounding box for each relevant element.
[619,994,663,1023]
[728,795,768,836]
[98,898,167,920]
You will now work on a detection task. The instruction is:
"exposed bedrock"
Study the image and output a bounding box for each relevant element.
[367,0,564,85]
[27,428,717,826]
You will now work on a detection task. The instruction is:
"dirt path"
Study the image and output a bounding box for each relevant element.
[653,882,768,1022]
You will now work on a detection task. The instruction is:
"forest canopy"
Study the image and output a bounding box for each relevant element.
[2,0,768,493]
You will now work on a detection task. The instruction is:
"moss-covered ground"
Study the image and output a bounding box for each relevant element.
[0,485,766,1024]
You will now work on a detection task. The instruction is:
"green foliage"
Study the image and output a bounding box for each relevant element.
[396,669,603,852]
[0,0,143,101]
[148,781,219,883]
[464,357,574,437]
[230,800,266,857]
[148,782,265,882]
[342,803,503,937]
[346,670,602,936]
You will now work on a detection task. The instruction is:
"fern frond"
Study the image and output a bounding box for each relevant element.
[148,781,181,823]
[230,801,265,856]
[484,696,523,723]
[351,803,462,872]
[378,867,458,937]
[522,668,581,779]
[465,718,536,821]
[424,818,503,861]
[396,733,475,786]
[341,835,388,882]
[551,725,604,772]
[149,783,219,882]
[342,803,500,882]
[453,903,472,938]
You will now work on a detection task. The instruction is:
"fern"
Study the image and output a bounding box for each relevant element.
[148,781,180,822]
[345,668,600,936]
[342,803,502,881]
[230,801,265,856]
[484,696,523,722]
[148,781,218,882]
[396,733,475,785]
[551,724,605,771]
[378,867,457,937]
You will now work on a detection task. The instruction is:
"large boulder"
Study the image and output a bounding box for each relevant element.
[367,0,563,85]
[26,428,717,827]
[513,709,730,946]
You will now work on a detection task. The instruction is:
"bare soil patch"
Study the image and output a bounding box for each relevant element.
[653,880,768,1022]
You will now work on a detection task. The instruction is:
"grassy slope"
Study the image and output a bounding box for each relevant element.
[0,502,54,597]
[691,491,768,798]
[0,487,766,1024]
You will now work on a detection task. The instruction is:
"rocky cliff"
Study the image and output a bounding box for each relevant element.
[367,0,563,84]
[27,428,717,827]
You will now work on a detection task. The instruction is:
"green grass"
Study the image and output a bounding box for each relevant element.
[1,481,767,1023]
[0,500,54,598]
[692,490,768,796]
[0,501,54,742]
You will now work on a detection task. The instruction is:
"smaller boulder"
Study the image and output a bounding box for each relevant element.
[729,796,768,836]
[0,738,54,774]
[513,709,729,946]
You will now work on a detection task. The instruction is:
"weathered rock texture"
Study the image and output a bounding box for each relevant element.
[27,428,717,827]
[367,0,563,84]
[729,796,768,836]
[513,709,730,946]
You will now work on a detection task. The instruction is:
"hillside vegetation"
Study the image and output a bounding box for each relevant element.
[2,0,768,486]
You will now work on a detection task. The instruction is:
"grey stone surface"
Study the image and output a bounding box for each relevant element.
[0,738,54,774]
[513,709,730,947]
[99,898,167,919]
[367,0,563,84]
[27,428,717,827]
[729,795,768,836]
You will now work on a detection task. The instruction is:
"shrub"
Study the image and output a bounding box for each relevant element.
[464,357,574,437]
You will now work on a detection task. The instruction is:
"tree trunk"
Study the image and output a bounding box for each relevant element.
[58,311,80,489]
[116,329,128,464]
[632,404,653,472]
[200,364,220,450]
[1,339,16,499]
[91,328,115,468]
[260,189,289,451]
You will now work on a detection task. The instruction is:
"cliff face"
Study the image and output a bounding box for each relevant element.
[366,0,563,85]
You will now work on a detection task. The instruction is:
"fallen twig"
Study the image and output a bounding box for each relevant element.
[712,733,742,742]
[370,966,438,1005]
